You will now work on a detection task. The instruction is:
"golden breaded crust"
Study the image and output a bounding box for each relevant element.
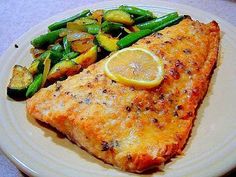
[26,18,220,172]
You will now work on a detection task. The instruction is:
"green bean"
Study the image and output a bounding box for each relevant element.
[31,29,64,48]
[26,74,43,98]
[101,21,123,33]
[117,29,152,49]
[63,36,71,54]
[119,5,154,17]
[50,50,63,65]
[137,12,178,30]
[62,52,79,60]
[38,50,51,60]
[134,15,154,24]
[51,44,63,52]
[86,24,101,35]
[48,9,90,31]
[152,15,184,32]
[117,15,184,49]
[38,50,63,65]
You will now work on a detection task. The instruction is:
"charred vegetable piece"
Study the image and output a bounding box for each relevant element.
[63,36,71,54]
[90,10,104,24]
[7,65,33,99]
[72,45,97,68]
[30,48,45,58]
[119,5,154,17]
[26,74,43,98]
[62,52,79,60]
[104,9,134,25]
[28,59,44,75]
[48,9,90,31]
[117,29,152,49]
[71,37,95,53]
[47,60,81,81]
[31,29,64,48]
[101,21,123,33]
[137,12,178,30]
[96,32,119,52]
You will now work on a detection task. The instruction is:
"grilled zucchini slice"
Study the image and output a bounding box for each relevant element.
[104,10,134,25]
[28,59,44,75]
[96,32,119,52]
[7,65,33,99]
[47,60,81,81]
[73,45,97,68]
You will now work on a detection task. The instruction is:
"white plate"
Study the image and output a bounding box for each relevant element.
[0,0,236,176]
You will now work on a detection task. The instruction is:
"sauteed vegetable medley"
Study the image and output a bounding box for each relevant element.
[7,5,183,100]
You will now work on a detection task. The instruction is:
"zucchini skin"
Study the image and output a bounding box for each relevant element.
[104,9,134,25]
[7,87,28,100]
[96,33,119,52]
[47,60,81,81]
[101,21,123,33]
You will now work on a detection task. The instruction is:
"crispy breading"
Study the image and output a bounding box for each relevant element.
[26,18,220,172]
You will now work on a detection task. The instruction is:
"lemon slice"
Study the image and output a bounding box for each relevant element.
[104,47,164,88]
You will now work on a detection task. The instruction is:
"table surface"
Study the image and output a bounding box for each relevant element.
[0,0,236,176]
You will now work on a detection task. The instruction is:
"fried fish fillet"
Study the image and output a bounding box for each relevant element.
[26,18,220,172]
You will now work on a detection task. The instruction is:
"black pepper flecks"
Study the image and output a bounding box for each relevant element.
[175,60,184,69]
[101,140,119,151]
[127,154,132,161]
[169,68,180,80]
[159,94,165,100]
[174,111,179,117]
[126,106,131,112]
[102,89,107,93]
[111,140,119,148]
[176,105,183,110]
[183,49,191,54]
[186,70,192,75]
[101,141,110,151]
[187,112,193,117]
[156,32,163,38]
[87,82,92,88]
[151,118,158,123]
[164,41,172,44]
[55,82,62,91]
